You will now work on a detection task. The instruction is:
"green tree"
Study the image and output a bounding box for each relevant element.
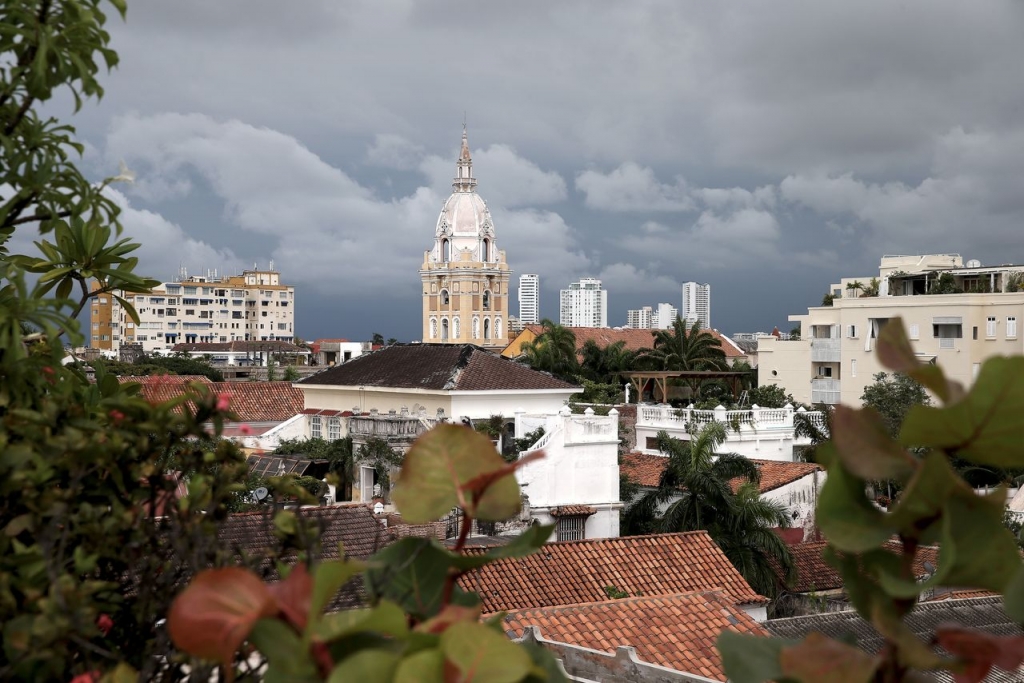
[928,272,962,294]
[578,338,636,385]
[371,332,385,346]
[748,384,796,409]
[860,371,930,439]
[519,318,579,380]
[623,425,794,598]
[638,317,727,396]
[846,280,864,297]
[821,292,835,307]
[283,364,300,381]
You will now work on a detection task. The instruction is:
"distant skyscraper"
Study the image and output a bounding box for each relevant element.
[654,302,678,329]
[627,303,678,329]
[519,274,540,325]
[560,278,608,327]
[682,282,711,329]
[626,306,653,329]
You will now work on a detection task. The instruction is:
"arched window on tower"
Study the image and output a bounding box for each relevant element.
[482,291,491,310]
[441,318,449,341]
[453,316,460,339]
[484,318,491,340]
[482,239,490,262]
[442,239,451,262]
[495,318,502,340]
[430,318,438,340]
[472,317,480,339]
[440,289,449,306]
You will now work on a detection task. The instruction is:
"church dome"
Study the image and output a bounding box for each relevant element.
[431,127,498,262]
[436,191,494,238]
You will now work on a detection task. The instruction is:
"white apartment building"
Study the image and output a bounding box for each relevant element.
[758,254,1024,406]
[560,278,608,328]
[682,282,711,329]
[518,273,540,325]
[626,303,678,329]
[90,267,296,356]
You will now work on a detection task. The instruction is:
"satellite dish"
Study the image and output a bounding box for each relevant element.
[966,259,982,268]
[253,487,269,501]
[373,502,385,515]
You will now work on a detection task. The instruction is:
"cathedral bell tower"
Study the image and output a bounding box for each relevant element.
[420,127,511,349]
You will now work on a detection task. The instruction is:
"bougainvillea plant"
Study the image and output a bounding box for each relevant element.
[718,318,1024,682]
[167,425,567,682]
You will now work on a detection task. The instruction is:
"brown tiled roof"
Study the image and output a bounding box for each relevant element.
[766,596,1023,683]
[780,540,940,594]
[549,505,596,517]
[521,325,745,358]
[298,344,578,391]
[503,591,769,682]
[219,505,388,609]
[922,588,998,602]
[460,531,766,613]
[117,376,303,422]
[621,452,822,494]
[171,341,308,354]
[214,381,304,422]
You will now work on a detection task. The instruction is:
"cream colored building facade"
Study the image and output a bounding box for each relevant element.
[759,254,1024,405]
[420,128,511,351]
[89,267,295,355]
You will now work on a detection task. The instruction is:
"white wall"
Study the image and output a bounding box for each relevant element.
[450,390,576,421]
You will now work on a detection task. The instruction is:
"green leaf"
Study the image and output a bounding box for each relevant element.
[876,317,963,403]
[441,621,533,683]
[816,445,894,552]
[392,424,521,524]
[328,649,400,682]
[899,357,1024,467]
[448,524,554,570]
[884,450,960,539]
[1002,565,1024,623]
[717,630,791,683]
[315,601,408,641]
[937,489,1020,592]
[394,649,446,683]
[364,538,472,620]
[309,558,365,619]
[249,619,318,679]
[831,405,915,481]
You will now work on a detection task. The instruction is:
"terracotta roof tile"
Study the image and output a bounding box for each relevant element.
[520,325,744,358]
[622,452,822,494]
[117,376,303,422]
[299,344,578,391]
[503,591,769,682]
[780,540,940,594]
[549,505,597,517]
[459,531,766,613]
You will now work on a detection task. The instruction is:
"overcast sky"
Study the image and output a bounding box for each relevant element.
[58,0,1024,340]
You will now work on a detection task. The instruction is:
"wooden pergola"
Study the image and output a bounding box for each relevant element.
[622,370,750,404]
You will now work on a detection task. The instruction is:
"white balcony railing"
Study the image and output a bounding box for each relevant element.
[811,379,841,405]
[637,403,828,436]
[810,338,842,363]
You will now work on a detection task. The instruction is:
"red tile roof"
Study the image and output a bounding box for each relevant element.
[503,591,769,681]
[549,505,597,517]
[521,325,744,358]
[299,344,578,392]
[117,376,303,422]
[780,540,940,594]
[622,452,822,494]
[459,531,767,613]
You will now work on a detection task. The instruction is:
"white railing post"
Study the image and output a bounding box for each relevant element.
[514,407,525,439]
[784,403,794,428]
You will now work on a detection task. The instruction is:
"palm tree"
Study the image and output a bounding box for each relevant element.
[846,281,864,297]
[623,424,794,599]
[578,339,637,385]
[712,482,795,599]
[638,317,727,397]
[519,319,579,380]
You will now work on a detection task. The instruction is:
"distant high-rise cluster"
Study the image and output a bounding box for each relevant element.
[626,302,678,329]
[560,277,608,327]
[682,281,711,329]
[518,273,539,325]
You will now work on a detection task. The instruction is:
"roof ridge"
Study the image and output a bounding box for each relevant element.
[501,588,733,616]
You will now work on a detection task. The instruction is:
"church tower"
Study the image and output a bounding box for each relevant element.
[421,127,511,349]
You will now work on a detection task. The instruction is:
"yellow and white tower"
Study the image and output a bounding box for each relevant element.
[421,127,511,350]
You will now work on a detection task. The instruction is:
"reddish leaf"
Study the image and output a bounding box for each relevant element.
[779,632,880,682]
[831,405,915,481]
[266,563,313,630]
[415,603,482,635]
[936,624,1024,683]
[168,567,278,679]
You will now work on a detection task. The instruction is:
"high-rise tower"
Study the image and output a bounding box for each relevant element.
[518,274,539,325]
[682,281,711,329]
[420,128,511,349]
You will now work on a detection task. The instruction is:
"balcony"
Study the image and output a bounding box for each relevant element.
[938,337,956,350]
[810,338,841,363]
[811,378,841,405]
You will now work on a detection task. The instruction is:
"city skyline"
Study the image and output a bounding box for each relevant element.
[52,1,1024,342]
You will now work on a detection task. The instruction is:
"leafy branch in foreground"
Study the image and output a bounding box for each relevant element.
[168,424,566,682]
[718,318,1024,682]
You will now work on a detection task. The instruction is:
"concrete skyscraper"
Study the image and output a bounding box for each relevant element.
[518,274,539,325]
[560,278,608,327]
[682,282,711,329]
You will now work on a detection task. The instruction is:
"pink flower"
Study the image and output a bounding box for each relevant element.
[239,424,252,435]
[70,672,100,683]
[96,613,113,636]
[108,409,125,424]
[216,393,232,412]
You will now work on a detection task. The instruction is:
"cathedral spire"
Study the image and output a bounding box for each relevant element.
[452,125,477,192]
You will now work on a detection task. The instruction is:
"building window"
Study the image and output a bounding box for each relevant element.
[495,318,502,340]
[851,359,857,378]
[453,316,460,338]
[987,316,997,338]
[481,238,490,262]
[440,289,449,306]
[328,417,341,441]
[909,324,920,340]
[483,318,490,340]
[311,416,322,439]
[483,291,491,310]
[556,515,587,542]
[430,318,438,339]
[817,366,833,378]
[472,316,480,339]
[441,239,451,262]
[847,325,857,338]
[1008,317,1018,338]
[441,318,449,341]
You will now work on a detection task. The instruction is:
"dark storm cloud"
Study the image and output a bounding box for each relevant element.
[63,0,1024,339]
